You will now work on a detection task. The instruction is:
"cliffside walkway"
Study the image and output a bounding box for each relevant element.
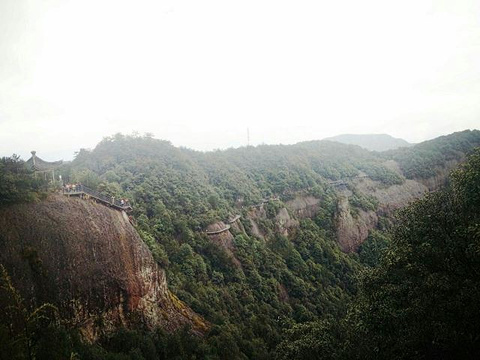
[251,196,280,208]
[206,224,231,235]
[227,215,241,224]
[205,215,240,235]
[63,185,132,212]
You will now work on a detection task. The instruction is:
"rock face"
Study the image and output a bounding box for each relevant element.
[244,204,299,239]
[354,177,428,213]
[206,221,241,267]
[335,196,378,252]
[334,159,460,252]
[0,195,207,341]
[247,205,267,239]
[216,158,461,254]
[286,196,320,219]
[275,207,299,237]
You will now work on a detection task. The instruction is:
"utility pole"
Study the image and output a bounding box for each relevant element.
[31,151,37,179]
[247,128,250,147]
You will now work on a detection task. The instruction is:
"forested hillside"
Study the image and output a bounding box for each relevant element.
[276,147,480,360]
[325,133,412,151]
[1,129,479,359]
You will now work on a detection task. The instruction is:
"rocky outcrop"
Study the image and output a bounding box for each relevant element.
[245,204,299,239]
[247,205,267,239]
[275,207,299,237]
[248,218,265,239]
[206,221,241,267]
[286,196,320,219]
[336,196,378,252]
[238,157,459,252]
[354,177,428,213]
[0,195,207,342]
[334,158,460,251]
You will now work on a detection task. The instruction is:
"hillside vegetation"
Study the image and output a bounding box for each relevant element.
[325,133,412,151]
[276,147,480,360]
[0,129,479,359]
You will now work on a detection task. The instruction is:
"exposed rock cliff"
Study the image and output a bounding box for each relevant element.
[333,158,461,251]
[0,195,207,341]
[286,196,320,219]
[206,158,463,254]
[246,205,267,239]
[244,204,299,239]
[206,221,242,267]
[354,177,428,213]
[335,196,378,252]
[275,207,299,237]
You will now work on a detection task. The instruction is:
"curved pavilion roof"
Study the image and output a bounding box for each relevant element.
[25,151,63,172]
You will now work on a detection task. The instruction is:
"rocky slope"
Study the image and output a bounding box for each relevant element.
[335,195,378,252]
[241,158,462,252]
[206,221,241,267]
[331,158,463,251]
[205,155,461,253]
[0,195,207,341]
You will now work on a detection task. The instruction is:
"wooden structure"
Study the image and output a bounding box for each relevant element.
[25,151,63,182]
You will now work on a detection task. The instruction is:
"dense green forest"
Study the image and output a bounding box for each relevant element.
[1,130,480,359]
[383,130,480,179]
[276,147,480,360]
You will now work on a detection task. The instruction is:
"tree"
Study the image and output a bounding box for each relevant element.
[0,264,58,360]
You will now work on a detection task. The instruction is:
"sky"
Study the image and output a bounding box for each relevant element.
[1,0,479,161]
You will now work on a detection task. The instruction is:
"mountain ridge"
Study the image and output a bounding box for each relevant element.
[1,129,479,358]
[324,133,412,151]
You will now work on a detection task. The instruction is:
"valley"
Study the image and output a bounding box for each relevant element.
[1,129,479,359]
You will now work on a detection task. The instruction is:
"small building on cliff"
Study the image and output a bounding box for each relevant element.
[25,150,63,182]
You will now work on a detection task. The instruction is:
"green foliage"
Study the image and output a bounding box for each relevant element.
[56,132,479,359]
[138,230,169,268]
[0,155,45,206]
[386,129,480,179]
[348,189,378,212]
[356,162,404,185]
[71,168,101,189]
[0,264,59,360]
[275,318,344,360]
[358,230,390,267]
[4,132,479,359]
[275,146,480,360]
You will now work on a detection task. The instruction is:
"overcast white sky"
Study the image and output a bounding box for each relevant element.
[1,0,479,160]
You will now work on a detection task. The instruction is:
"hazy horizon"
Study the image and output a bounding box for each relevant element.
[1,0,480,160]
[6,129,479,162]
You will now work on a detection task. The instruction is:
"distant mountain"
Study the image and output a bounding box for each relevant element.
[324,134,412,151]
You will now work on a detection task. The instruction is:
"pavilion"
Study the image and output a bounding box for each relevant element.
[25,151,63,182]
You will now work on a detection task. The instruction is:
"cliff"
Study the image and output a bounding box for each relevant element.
[0,195,207,341]
[206,221,242,267]
[332,158,462,251]
[335,195,378,252]
[272,157,462,252]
